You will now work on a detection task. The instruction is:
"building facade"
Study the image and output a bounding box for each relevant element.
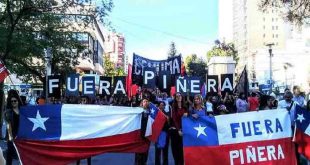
[227,0,310,91]
[104,33,127,71]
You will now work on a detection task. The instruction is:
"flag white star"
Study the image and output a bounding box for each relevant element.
[297,114,305,123]
[194,124,207,138]
[28,110,49,131]
[151,108,155,114]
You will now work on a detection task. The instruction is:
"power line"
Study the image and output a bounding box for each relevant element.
[110,16,213,45]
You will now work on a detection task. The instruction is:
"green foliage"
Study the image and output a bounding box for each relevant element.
[184,54,207,80]
[168,41,178,58]
[0,0,113,83]
[206,40,239,65]
[115,67,125,76]
[259,0,310,25]
[103,55,125,76]
[103,55,115,76]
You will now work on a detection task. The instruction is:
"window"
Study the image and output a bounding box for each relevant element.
[263,25,265,29]
[272,26,274,30]
[272,34,274,38]
[263,17,265,21]
[276,26,278,30]
[276,34,278,38]
[263,34,265,38]
[272,18,274,22]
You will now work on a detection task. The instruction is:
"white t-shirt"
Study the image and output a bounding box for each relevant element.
[278,100,297,125]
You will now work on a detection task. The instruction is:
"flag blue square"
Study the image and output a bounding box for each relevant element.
[182,116,219,147]
[18,105,62,140]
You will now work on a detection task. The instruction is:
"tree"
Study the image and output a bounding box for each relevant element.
[103,55,115,76]
[259,0,310,25]
[103,55,125,76]
[168,41,178,58]
[206,40,239,65]
[184,54,207,80]
[0,0,113,82]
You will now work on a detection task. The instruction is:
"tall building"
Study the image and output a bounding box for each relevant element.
[74,18,106,75]
[104,33,127,70]
[233,0,286,73]
[230,0,310,91]
[218,0,233,43]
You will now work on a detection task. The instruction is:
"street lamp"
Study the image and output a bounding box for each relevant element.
[266,43,274,94]
[44,47,52,102]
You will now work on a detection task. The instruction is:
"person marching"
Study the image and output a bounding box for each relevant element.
[5,89,23,165]
[155,101,170,165]
[170,92,188,165]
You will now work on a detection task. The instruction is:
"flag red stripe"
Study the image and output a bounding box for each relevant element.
[15,130,149,165]
[295,129,310,160]
[147,110,167,142]
[184,138,296,165]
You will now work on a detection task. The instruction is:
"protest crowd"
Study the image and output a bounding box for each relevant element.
[2,82,310,165]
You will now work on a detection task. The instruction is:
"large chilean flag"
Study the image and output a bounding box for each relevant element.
[15,104,155,165]
[182,109,297,165]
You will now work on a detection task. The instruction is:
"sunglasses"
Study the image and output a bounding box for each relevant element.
[11,100,18,103]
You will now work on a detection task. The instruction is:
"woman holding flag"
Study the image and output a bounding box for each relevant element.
[5,89,23,165]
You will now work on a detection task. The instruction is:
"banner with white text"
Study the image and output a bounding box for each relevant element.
[182,109,296,165]
[132,53,181,85]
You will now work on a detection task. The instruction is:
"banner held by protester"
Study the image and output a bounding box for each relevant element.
[182,109,296,165]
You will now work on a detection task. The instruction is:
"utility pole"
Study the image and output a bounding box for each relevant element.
[44,48,52,102]
[266,43,274,94]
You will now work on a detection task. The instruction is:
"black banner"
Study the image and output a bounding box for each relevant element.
[221,74,234,96]
[82,76,95,97]
[132,53,181,85]
[158,71,171,93]
[99,77,112,96]
[66,74,79,96]
[176,76,201,95]
[143,67,156,88]
[207,75,218,93]
[113,76,126,96]
[48,75,61,98]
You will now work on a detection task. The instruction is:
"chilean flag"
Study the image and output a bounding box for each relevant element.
[0,61,9,83]
[294,105,310,159]
[182,109,297,165]
[145,103,167,142]
[14,104,161,165]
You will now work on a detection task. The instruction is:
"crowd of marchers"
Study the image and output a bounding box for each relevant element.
[2,85,310,165]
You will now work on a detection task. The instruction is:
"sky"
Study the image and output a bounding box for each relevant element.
[108,0,218,62]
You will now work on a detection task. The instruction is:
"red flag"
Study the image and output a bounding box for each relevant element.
[0,61,9,82]
[145,103,167,142]
[126,64,132,97]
